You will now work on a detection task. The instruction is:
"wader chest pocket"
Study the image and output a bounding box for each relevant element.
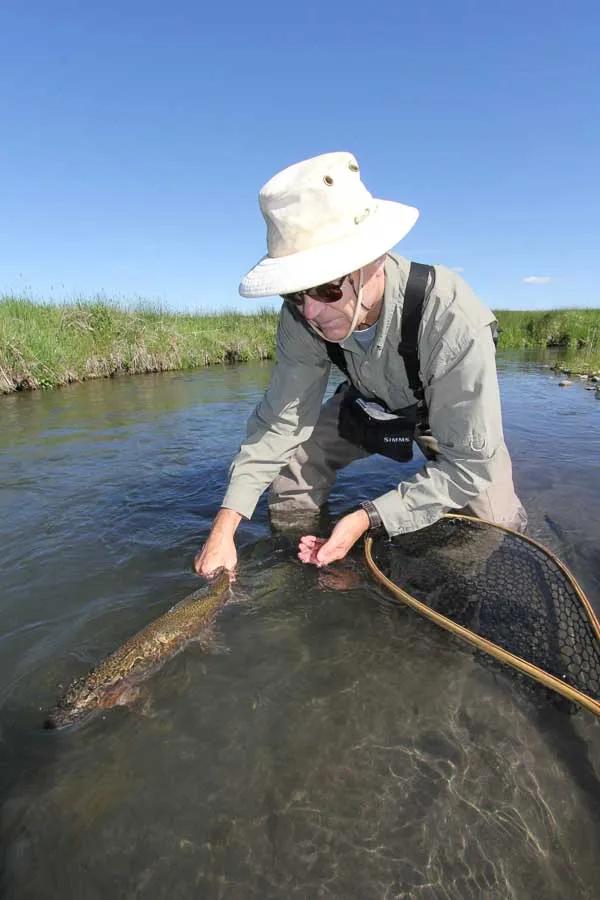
[338,391,417,462]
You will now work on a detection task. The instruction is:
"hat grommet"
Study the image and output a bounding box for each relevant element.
[323,175,334,186]
[348,162,359,172]
[354,207,371,225]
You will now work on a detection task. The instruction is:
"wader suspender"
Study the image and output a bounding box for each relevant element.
[397,262,434,403]
[325,261,435,412]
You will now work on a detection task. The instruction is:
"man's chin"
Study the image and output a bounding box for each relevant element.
[318,322,347,342]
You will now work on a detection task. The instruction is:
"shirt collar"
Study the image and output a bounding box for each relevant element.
[372,252,410,355]
[339,252,410,355]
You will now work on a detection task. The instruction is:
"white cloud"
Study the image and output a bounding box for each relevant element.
[523,275,552,284]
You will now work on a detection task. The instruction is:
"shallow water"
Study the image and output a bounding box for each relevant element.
[1,355,599,899]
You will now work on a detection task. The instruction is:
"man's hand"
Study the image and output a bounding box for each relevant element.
[194,508,242,578]
[298,509,370,567]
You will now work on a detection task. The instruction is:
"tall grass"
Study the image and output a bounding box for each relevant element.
[494,308,600,351]
[494,308,600,375]
[0,297,279,393]
[1,298,599,393]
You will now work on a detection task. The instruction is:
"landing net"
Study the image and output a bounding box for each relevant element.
[365,515,600,718]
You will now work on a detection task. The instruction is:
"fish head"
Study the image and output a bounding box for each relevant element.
[43,677,140,730]
[43,703,96,731]
[43,678,105,730]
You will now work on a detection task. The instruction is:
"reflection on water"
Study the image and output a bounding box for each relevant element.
[0,356,599,899]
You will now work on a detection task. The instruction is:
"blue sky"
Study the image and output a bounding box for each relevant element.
[1,2,598,311]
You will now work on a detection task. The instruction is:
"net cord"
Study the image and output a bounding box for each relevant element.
[364,514,600,719]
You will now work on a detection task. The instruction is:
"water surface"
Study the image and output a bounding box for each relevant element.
[1,355,599,899]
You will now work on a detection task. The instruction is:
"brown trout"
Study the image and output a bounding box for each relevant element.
[44,570,231,729]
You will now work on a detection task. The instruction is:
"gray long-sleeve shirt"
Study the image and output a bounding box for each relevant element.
[222,253,505,536]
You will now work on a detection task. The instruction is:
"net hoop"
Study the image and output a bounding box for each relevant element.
[364,514,600,719]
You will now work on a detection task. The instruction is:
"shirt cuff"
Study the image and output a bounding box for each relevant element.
[221,482,261,520]
[371,490,444,536]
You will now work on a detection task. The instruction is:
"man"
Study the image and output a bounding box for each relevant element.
[194,152,526,577]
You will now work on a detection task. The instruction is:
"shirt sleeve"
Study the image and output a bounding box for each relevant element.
[372,315,506,536]
[222,305,331,519]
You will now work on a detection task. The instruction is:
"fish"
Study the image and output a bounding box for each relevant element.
[44,570,231,730]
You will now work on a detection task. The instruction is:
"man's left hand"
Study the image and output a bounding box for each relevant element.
[298,509,370,567]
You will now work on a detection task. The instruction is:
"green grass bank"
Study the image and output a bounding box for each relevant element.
[1,298,599,394]
[0,298,279,393]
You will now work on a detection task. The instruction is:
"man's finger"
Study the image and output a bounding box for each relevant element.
[298,544,322,564]
[316,543,337,566]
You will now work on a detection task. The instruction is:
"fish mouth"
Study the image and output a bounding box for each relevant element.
[43,705,95,731]
[43,680,140,730]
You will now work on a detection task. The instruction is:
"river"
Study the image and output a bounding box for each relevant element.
[1,354,599,899]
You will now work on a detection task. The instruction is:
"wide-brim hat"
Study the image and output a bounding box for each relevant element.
[239,151,419,298]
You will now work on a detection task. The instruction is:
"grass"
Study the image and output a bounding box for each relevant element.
[0,297,279,393]
[1,297,599,394]
[494,308,600,351]
[494,308,600,376]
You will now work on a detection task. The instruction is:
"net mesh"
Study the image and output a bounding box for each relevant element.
[369,516,600,715]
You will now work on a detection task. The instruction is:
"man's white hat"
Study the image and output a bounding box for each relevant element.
[239,151,419,298]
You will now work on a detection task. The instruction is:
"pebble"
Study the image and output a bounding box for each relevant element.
[558,380,572,387]
[590,375,600,383]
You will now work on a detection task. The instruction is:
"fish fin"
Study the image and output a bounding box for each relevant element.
[226,587,252,604]
[188,626,229,655]
[138,692,157,719]
[114,684,141,707]
[115,685,159,721]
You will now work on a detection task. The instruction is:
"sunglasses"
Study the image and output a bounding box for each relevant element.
[282,274,349,307]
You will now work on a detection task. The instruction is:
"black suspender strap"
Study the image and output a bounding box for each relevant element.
[324,339,348,376]
[398,262,435,400]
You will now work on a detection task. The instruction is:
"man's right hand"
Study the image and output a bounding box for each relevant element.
[193,508,242,578]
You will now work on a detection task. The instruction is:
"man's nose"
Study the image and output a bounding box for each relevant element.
[302,296,321,320]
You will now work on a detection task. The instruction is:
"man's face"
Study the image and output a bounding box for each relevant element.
[285,259,384,341]
[295,273,361,341]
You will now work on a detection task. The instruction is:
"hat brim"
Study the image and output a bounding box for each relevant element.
[238,199,419,298]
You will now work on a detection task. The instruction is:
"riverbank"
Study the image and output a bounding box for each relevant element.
[1,297,599,393]
[0,298,279,393]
